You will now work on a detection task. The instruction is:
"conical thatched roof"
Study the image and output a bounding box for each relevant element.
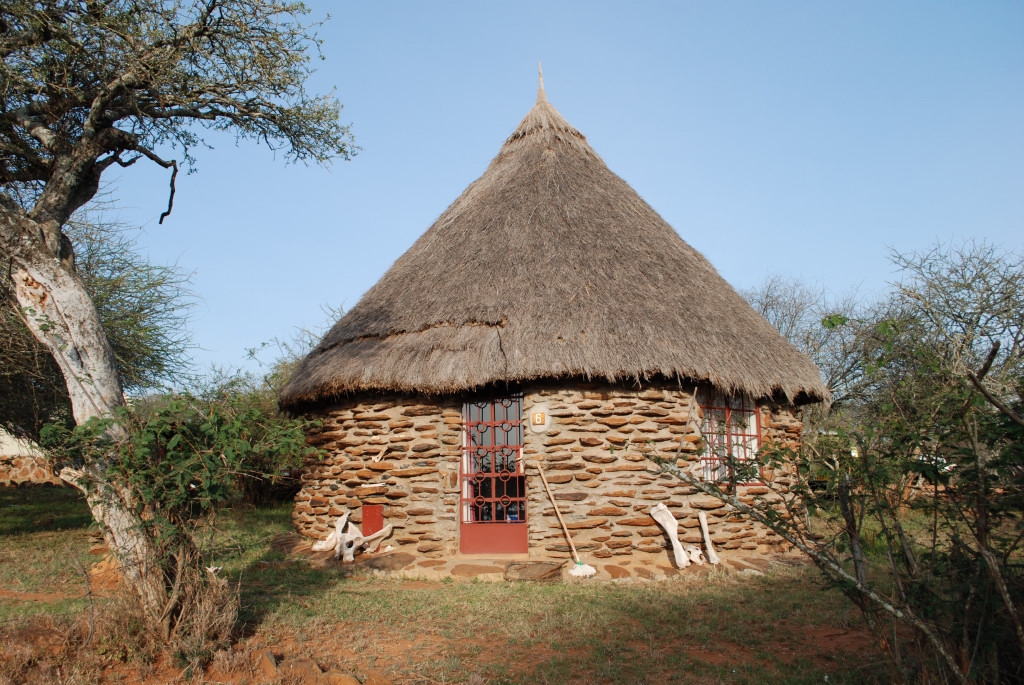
[280,82,829,409]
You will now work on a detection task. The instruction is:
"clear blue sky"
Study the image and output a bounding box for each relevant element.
[107,1,1024,375]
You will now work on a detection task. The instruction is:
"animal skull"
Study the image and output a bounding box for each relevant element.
[338,522,395,561]
[312,510,394,562]
[311,511,350,552]
[685,545,705,565]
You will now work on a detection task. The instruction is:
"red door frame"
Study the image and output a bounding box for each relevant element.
[459,396,529,554]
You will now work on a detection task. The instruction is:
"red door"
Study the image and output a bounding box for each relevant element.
[460,396,528,554]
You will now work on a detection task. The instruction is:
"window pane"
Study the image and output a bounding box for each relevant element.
[698,389,760,484]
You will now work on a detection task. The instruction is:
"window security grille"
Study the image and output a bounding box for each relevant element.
[461,396,527,524]
[699,389,762,484]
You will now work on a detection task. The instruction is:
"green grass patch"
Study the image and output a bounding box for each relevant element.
[0,485,95,623]
[0,484,92,536]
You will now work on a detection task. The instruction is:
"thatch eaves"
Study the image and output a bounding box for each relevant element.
[280,84,830,409]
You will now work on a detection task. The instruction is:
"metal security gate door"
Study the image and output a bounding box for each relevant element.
[460,396,528,554]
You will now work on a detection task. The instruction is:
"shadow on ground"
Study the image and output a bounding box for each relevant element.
[0,484,92,536]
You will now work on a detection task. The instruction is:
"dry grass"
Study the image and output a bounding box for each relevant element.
[239,564,886,684]
[281,89,827,406]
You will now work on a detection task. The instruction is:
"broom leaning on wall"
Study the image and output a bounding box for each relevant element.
[530,455,597,578]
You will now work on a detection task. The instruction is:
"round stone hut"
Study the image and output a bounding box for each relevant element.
[280,80,829,575]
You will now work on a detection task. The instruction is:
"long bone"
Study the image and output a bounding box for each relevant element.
[698,511,721,565]
[650,503,690,569]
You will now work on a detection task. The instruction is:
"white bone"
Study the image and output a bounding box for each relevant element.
[332,512,351,558]
[363,525,394,553]
[698,511,721,565]
[311,531,336,552]
[340,522,362,561]
[651,503,690,568]
[312,511,349,552]
[339,520,395,561]
[685,546,705,565]
[313,511,394,562]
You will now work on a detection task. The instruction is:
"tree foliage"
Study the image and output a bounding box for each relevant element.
[40,380,320,647]
[742,275,867,407]
[42,388,316,541]
[74,218,193,391]
[0,0,353,642]
[231,304,342,503]
[0,0,356,426]
[1,0,354,213]
[682,242,1024,683]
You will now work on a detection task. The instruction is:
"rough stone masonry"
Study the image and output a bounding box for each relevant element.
[293,382,804,566]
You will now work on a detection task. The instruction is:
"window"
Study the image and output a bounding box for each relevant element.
[461,396,527,524]
[699,389,761,484]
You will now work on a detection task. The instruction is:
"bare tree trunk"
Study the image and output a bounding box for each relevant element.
[839,474,868,588]
[62,465,170,618]
[1,207,169,617]
[10,257,123,424]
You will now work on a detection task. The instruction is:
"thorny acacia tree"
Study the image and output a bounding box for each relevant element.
[0,0,353,621]
[665,243,1024,683]
[742,275,867,408]
[1,214,193,437]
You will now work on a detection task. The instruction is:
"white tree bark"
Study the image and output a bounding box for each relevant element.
[11,260,123,424]
[62,466,169,615]
[1,209,123,422]
[1,207,168,617]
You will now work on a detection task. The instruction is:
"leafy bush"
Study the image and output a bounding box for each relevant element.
[39,388,320,656]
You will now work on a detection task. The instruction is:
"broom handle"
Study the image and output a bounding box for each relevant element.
[532,457,582,565]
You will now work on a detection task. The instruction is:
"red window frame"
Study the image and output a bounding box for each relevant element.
[460,396,527,525]
[698,389,762,485]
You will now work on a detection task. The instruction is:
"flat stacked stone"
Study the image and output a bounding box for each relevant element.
[0,456,62,486]
[293,395,462,558]
[295,382,803,563]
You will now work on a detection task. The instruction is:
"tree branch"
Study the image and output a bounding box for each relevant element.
[965,342,1024,428]
[130,147,178,224]
[975,341,1000,381]
[651,446,969,684]
[8,106,61,151]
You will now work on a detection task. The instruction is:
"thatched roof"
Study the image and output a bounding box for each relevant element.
[280,82,829,409]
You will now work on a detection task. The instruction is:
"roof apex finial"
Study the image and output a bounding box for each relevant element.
[537,61,547,102]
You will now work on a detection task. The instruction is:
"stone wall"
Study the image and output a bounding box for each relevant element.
[0,431,62,486]
[294,382,805,564]
[0,456,63,486]
[519,384,795,563]
[293,395,464,557]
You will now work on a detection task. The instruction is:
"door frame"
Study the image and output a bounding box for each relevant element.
[459,395,529,554]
